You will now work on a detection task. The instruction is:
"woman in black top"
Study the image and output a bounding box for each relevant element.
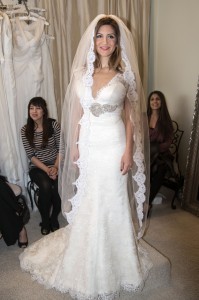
[21,97,61,235]
[147,91,173,212]
[0,175,28,248]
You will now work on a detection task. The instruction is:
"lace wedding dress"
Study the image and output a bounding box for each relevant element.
[19,73,152,299]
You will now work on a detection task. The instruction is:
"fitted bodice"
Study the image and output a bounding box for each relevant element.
[78,72,128,122]
[92,73,127,115]
[78,73,128,149]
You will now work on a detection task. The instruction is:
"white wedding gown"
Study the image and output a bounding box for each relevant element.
[19,74,152,299]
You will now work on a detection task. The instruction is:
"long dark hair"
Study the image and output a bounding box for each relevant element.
[25,97,52,148]
[147,90,173,140]
[94,17,122,71]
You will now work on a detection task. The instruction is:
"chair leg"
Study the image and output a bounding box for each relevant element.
[171,190,177,209]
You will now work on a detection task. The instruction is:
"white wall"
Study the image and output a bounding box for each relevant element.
[148,0,199,174]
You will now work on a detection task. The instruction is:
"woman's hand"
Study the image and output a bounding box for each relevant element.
[72,145,79,164]
[31,156,58,180]
[120,150,133,175]
[48,166,58,180]
[121,98,133,175]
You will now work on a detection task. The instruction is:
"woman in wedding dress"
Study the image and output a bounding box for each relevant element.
[19,15,152,299]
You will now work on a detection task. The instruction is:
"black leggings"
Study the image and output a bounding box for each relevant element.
[149,164,167,205]
[29,168,61,229]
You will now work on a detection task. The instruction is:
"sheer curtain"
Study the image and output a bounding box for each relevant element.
[35,0,151,119]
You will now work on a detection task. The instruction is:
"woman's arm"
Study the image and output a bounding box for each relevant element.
[159,135,173,153]
[121,98,133,175]
[150,124,173,153]
[72,124,80,163]
[48,154,60,180]
[30,156,51,175]
[21,126,35,160]
[53,153,60,169]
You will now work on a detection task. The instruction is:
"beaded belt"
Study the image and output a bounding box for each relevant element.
[89,102,118,117]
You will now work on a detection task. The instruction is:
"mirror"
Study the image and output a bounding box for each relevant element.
[182,78,199,217]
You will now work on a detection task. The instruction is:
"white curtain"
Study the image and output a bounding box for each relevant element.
[33,0,151,120]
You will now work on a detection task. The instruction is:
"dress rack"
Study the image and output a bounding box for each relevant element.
[0,0,6,10]
[18,0,28,4]
[21,0,29,15]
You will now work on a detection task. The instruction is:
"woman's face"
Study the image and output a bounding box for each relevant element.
[150,93,161,111]
[95,25,117,58]
[29,104,44,122]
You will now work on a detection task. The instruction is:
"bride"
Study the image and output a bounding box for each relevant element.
[19,14,152,299]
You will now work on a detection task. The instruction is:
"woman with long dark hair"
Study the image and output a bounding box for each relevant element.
[21,97,61,235]
[147,90,174,212]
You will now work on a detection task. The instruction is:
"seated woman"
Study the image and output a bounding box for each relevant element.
[21,97,61,235]
[0,175,28,248]
[147,91,174,212]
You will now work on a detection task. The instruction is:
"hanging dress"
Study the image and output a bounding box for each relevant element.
[12,17,57,131]
[40,31,57,118]
[0,12,23,186]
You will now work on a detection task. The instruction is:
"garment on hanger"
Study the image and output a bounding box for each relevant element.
[40,32,57,119]
[12,16,57,122]
[0,12,23,186]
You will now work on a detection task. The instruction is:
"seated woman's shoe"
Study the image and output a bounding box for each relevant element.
[18,227,28,248]
[18,240,28,248]
[50,219,60,232]
[41,227,50,235]
[51,225,59,232]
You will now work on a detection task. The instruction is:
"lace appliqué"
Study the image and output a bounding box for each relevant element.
[90,102,118,117]
[20,235,152,300]
[82,29,95,87]
[121,43,146,239]
[66,108,90,224]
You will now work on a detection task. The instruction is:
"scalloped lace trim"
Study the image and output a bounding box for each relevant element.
[20,224,152,299]
[121,46,146,238]
[21,268,149,300]
[65,107,91,224]
[20,242,152,300]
